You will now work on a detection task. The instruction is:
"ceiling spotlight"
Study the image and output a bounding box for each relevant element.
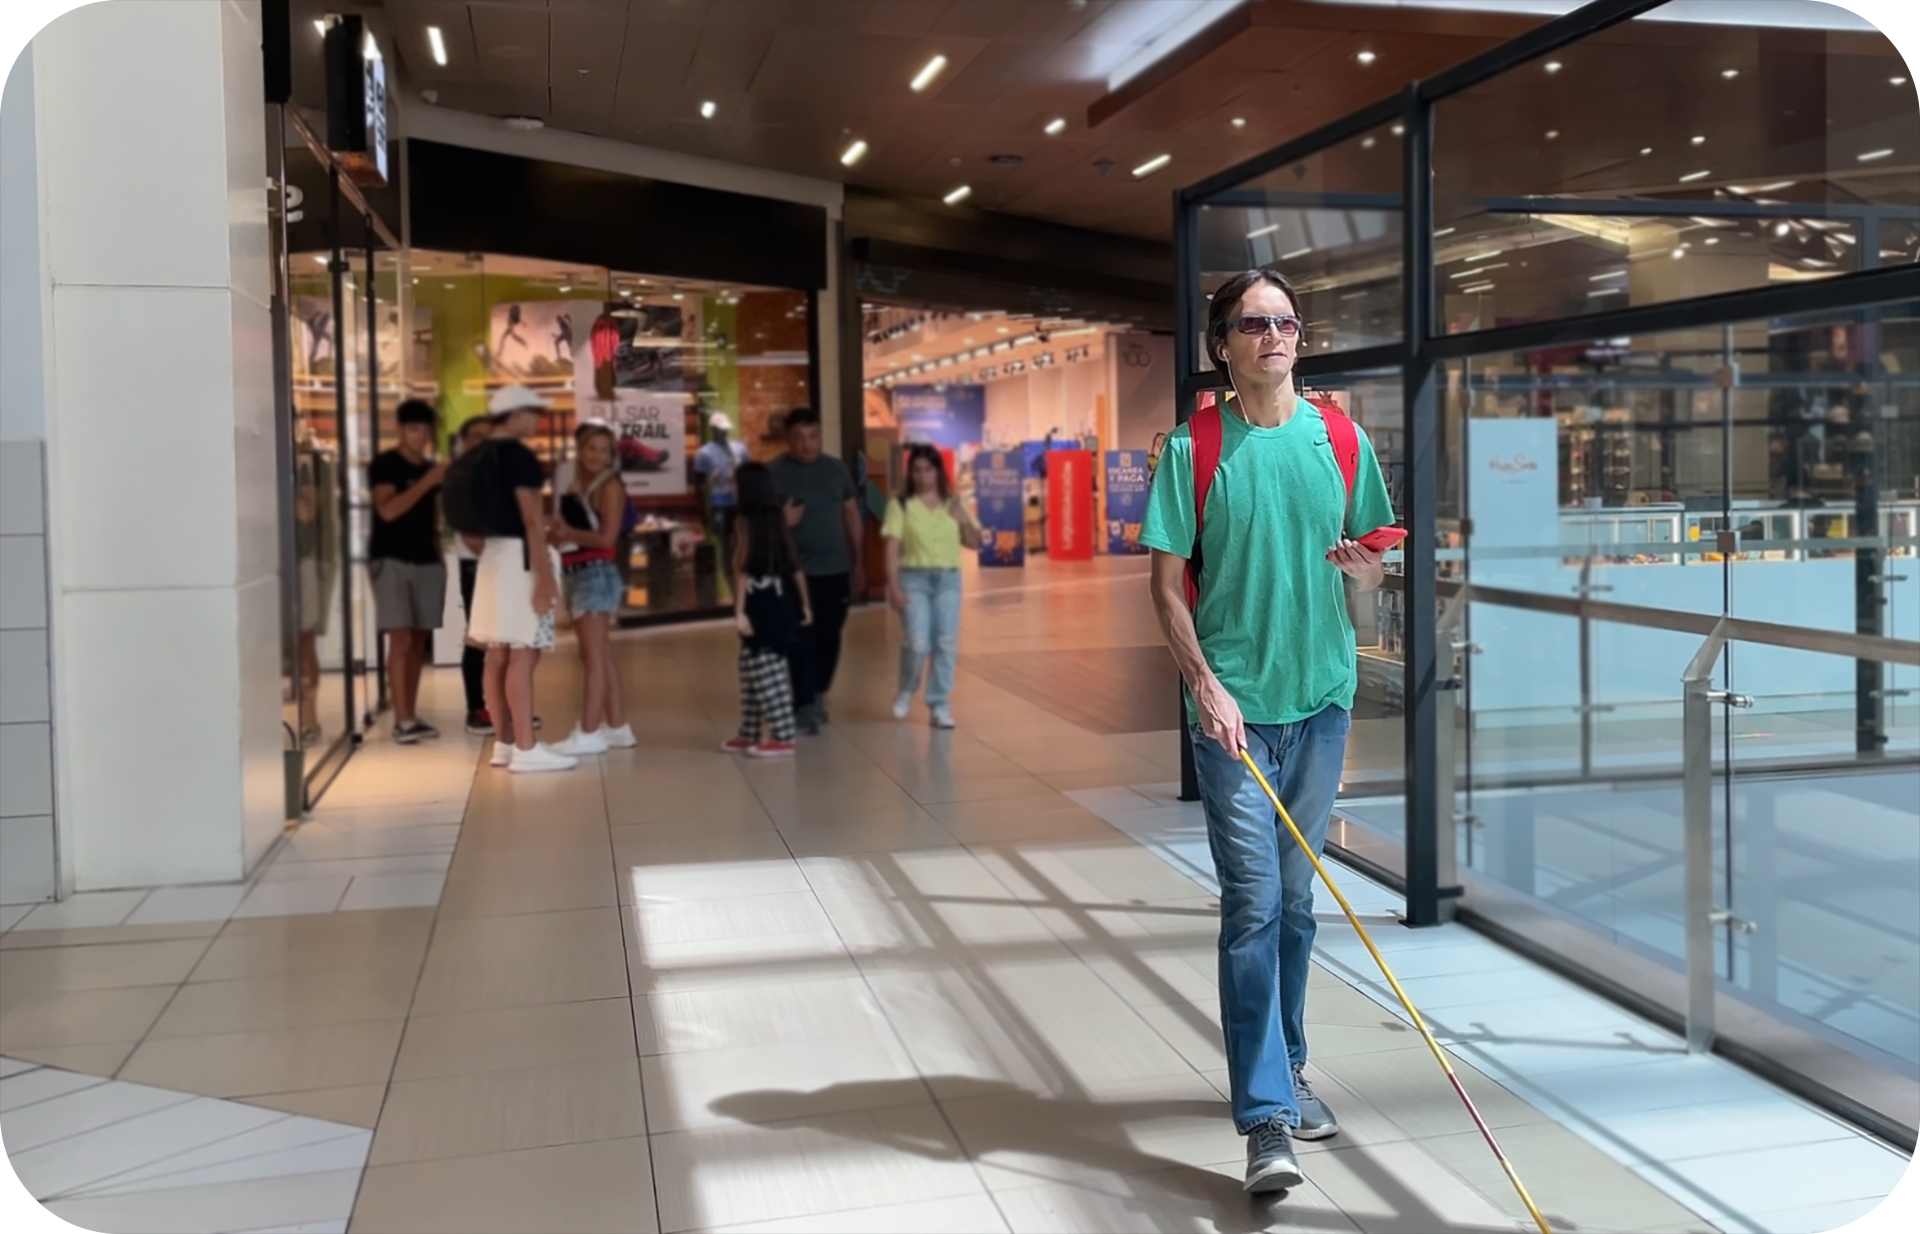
[1045,117,1067,136]
[943,184,972,205]
[1248,223,1281,238]
[312,254,327,265]
[1545,60,1563,74]
[1691,135,1706,145]
[559,284,571,293]
[1721,68,1739,79]
[1640,146,1653,156]
[1391,123,1405,136]
[1705,237,1719,245]
[700,101,717,119]
[1545,130,1559,140]
[427,26,447,66]
[1894,76,1909,86]
[911,54,948,92]
[1672,247,1686,259]
[1776,221,1792,236]
[1132,153,1172,178]
[1361,136,1377,149]
[1232,117,1248,128]
[1858,148,1895,162]
[1356,50,1377,65]
[314,19,326,36]
[841,139,868,166]
[1679,169,1712,182]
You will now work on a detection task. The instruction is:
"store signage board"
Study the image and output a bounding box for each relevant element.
[324,17,389,187]
[574,299,692,496]
[975,450,1025,567]
[1047,449,1095,561]
[595,394,691,496]
[1106,450,1151,555]
[893,384,985,450]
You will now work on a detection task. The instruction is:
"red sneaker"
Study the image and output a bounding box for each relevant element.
[748,741,796,758]
[465,709,494,736]
[720,736,756,753]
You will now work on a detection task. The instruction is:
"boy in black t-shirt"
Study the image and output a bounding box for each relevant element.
[369,399,448,743]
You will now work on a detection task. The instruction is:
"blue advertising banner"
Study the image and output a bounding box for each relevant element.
[894,384,986,450]
[1105,450,1151,555]
[975,450,1025,567]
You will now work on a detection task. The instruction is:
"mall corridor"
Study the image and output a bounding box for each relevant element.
[2,560,1906,1233]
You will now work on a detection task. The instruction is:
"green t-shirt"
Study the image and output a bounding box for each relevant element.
[1138,399,1396,726]
[881,495,964,569]
[770,453,859,576]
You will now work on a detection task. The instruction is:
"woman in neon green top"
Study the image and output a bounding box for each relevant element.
[882,446,980,728]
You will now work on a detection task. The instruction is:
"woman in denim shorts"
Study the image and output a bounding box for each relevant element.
[549,423,635,755]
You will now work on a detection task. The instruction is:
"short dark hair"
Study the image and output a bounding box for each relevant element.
[396,398,437,427]
[1206,269,1301,366]
[783,406,821,431]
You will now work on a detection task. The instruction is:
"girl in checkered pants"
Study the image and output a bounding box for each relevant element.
[722,463,813,757]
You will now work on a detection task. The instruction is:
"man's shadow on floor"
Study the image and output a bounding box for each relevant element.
[711,1077,1554,1234]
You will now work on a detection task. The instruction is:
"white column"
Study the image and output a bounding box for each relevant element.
[28,0,278,890]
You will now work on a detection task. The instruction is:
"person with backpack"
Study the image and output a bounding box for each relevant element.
[445,385,576,775]
[721,462,812,758]
[1140,268,1395,1195]
[884,445,979,728]
[548,421,637,756]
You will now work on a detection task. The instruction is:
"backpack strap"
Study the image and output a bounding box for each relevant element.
[1182,399,1224,610]
[1317,403,1361,535]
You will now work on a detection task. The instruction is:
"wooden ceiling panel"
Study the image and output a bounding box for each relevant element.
[685,22,777,95]
[549,7,629,80]
[938,39,1059,108]
[627,0,712,23]
[750,29,921,102]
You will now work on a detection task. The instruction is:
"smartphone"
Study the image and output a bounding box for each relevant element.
[1327,526,1408,560]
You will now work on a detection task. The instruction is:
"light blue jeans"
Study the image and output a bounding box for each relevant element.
[1190,705,1350,1133]
[898,568,962,708]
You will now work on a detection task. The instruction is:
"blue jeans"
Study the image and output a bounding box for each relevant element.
[898,568,962,708]
[1190,705,1351,1133]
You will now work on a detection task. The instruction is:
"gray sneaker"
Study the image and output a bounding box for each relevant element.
[1293,1065,1340,1140]
[1244,1118,1304,1194]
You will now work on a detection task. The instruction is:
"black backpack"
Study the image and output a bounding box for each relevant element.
[442,441,521,538]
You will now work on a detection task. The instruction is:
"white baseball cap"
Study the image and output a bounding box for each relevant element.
[488,384,547,415]
[708,412,734,432]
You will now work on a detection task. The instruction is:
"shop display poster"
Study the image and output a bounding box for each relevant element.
[894,383,986,450]
[975,449,1025,567]
[1047,449,1095,561]
[489,301,585,382]
[589,393,691,496]
[572,300,692,495]
[1105,450,1151,556]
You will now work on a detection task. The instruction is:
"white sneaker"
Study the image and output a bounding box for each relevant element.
[510,743,578,774]
[603,724,637,749]
[489,741,513,768]
[891,693,913,720]
[555,727,609,757]
[930,706,955,729]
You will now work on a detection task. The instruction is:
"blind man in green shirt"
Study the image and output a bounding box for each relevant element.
[1140,269,1395,1196]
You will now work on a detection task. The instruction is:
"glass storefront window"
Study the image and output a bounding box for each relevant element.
[1194,121,1405,358]
[1432,0,1920,334]
[407,253,813,620]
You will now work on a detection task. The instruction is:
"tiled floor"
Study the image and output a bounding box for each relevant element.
[1,556,1910,1233]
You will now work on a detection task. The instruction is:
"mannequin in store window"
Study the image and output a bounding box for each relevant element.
[695,411,749,577]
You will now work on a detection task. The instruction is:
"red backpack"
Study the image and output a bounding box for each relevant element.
[1181,393,1359,609]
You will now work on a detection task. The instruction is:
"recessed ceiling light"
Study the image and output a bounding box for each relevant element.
[700,101,717,119]
[1691,135,1706,145]
[1391,123,1405,136]
[1463,249,1504,262]
[1433,227,1456,237]
[1248,223,1281,238]
[1721,68,1739,79]
[427,26,447,66]
[1679,169,1712,182]
[1893,76,1909,86]
[911,54,948,92]
[1672,248,1686,258]
[1776,222,1792,236]
[314,19,326,36]
[1044,117,1067,136]
[671,291,685,301]
[1361,136,1377,149]
[943,184,972,205]
[1858,148,1895,162]
[1705,236,1719,245]
[1131,153,1172,177]
[1544,60,1562,74]
[312,255,327,265]
[1356,50,1377,65]
[841,140,868,166]
[1461,282,1495,293]
[1231,117,1247,128]
[559,285,571,293]
[1640,147,1653,155]
[1281,246,1313,260]
[1545,130,1559,140]
[1589,270,1627,281]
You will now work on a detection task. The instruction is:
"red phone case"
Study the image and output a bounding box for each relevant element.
[1328,527,1408,560]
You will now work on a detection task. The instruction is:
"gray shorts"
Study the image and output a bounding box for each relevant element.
[370,559,447,631]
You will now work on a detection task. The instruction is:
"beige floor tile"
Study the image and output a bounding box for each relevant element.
[118,1017,406,1098]
[412,907,629,1015]
[216,905,435,937]
[636,974,894,1056]
[631,891,836,951]
[0,936,212,997]
[0,1039,139,1078]
[147,964,421,1038]
[897,773,1064,807]
[990,1166,1361,1233]
[696,1192,1011,1233]
[241,1082,389,1128]
[46,1168,363,1234]
[351,1137,658,1234]
[938,808,1121,846]
[0,919,224,951]
[775,818,961,858]
[189,919,433,984]
[648,1103,986,1232]
[642,1033,927,1132]
[368,1057,646,1165]
[1131,1000,1228,1073]
[0,984,174,1052]
[437,869,620,919]
[1315,1048,1549,1142]
[1292,1138,1519,1233]
[1420,1124,1711,1233]
[393,997,638,1081]
[445,842,615,885]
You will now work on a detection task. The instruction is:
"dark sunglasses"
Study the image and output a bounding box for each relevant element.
[1232,313,1303,338]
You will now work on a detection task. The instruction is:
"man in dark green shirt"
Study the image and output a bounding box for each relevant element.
[769,407,864,732]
